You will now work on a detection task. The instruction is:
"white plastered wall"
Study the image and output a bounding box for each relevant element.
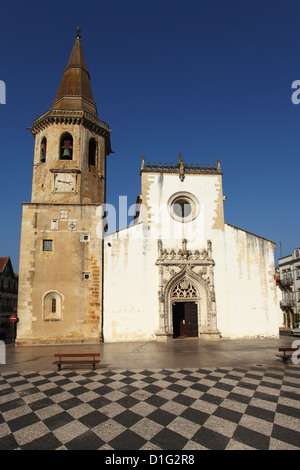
[218,224,282,338]
[103,224,159,342]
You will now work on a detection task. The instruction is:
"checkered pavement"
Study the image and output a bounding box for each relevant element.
[0,365,299,450]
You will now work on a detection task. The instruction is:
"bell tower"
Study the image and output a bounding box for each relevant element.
[16,29,112,345]
[30,27,111,205]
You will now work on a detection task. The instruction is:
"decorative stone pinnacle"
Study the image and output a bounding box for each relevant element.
[179,152,185,182]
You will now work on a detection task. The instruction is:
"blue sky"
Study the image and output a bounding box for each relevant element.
[0,0,299,272]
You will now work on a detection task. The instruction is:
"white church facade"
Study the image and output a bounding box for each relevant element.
[103,155,282,342]
[16,33,282,346]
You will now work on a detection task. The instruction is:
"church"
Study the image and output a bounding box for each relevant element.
[16,32,282,345]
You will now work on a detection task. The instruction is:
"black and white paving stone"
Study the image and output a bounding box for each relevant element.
[0,366,299,450]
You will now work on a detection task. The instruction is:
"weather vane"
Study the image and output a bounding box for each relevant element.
[76,26,81,39]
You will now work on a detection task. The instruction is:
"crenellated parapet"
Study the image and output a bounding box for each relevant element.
[141,153,222,180]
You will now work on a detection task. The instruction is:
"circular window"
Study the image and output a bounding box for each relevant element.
[168,192,200,222]
[172,199,192,219]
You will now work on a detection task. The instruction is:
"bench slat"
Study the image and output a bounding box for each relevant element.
[278,348,299,352]
[53,360,100,365]
[54,353,100,357]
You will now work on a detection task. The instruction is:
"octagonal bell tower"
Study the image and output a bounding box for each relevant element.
[30,28,111,205]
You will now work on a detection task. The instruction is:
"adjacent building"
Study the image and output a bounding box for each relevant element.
[278,248,300,328]
[0,257,18,342]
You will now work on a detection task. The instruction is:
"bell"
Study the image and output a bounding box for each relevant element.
[61,139,72,159]
[61,148,72,158]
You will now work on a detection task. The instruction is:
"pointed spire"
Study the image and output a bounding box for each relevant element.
[76,26,81,39]
[52,28,98,117]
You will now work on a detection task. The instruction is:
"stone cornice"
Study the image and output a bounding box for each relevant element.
[30,109,110,136]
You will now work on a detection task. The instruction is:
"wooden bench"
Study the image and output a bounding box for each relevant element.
[276,348,299,363]
[53,353,100,371]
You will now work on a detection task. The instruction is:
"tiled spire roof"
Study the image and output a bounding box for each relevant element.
[52,28,98,117]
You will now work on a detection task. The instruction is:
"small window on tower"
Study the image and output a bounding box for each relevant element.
[40,137,47,163]
[88,137,96,167]
[43,239,53,252]
[60,132,73,160]
[51,298,56,313]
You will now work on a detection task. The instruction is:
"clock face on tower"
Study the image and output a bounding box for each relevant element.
[54,172,76,192]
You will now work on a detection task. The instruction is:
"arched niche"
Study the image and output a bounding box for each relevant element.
[43,291,63,321]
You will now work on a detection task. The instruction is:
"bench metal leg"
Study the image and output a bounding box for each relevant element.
[281,354,292,363]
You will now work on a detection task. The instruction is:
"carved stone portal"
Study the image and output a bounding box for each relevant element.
[155,239,220,341]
